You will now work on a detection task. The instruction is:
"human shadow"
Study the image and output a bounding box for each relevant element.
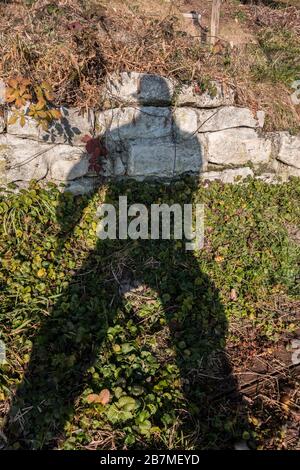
[5,76,246,449]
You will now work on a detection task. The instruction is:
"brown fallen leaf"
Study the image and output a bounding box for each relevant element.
[86,389,111,405]
[86,393,101,404]
[98,388,111,405]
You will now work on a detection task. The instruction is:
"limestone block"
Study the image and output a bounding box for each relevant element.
[176,81,235,108]
[196,107,264,132]
[0,114,5,133]
[127,138,175,178]
[0,134,49,183]
[201,167,254,183]
[0,80,5,105]
[174,138,205,175]
[106,72,174,106]
[202,128,272,165]
[173,107,198,139]
[0,134,89,184]
[277,132,300,169]
[7,107,94,146]
[97,107,172,140]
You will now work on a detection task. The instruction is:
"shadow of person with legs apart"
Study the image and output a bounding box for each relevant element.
[5,76,245,449]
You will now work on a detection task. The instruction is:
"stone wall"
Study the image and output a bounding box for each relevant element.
[0,72,299,194]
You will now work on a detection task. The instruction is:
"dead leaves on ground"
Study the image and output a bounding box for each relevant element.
[86,389,111,405]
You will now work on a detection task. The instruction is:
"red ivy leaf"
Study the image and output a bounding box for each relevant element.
[99,144,108,157]
[83,135,108,174]
[81,134,92,143]
[86,139,96,154]
[93,146,101,158]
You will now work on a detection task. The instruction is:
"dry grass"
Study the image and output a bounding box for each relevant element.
[0,0,299,130]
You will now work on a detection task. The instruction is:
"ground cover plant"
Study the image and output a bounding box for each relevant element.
[0,177,299,449]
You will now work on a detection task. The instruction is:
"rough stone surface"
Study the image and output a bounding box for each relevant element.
[196,107,264,132]
[175,139,204,174]
[97,107,172,141]
[277,132,300,169]
[106,72,175,106]
[0,134,50,183]
[257,111,265,128]
[127,138,175,178]
[113,156,126,176]
[272,160,300,181]
[173,108,198,139]
[284,167,300,178]
[0,115,5,133]
[7,107,94,146]
[0,80,5,105]
[0,72,299,191]
[64,178,97,195]
[201,167,254,183]
[49,149,89,181]
[7,109,40,141]
[43,108,94,146]
[256,173,279,184]
[202,128,272,165]
[0,134,89,184]
[176,81,235,108]
[125,136,204,178]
